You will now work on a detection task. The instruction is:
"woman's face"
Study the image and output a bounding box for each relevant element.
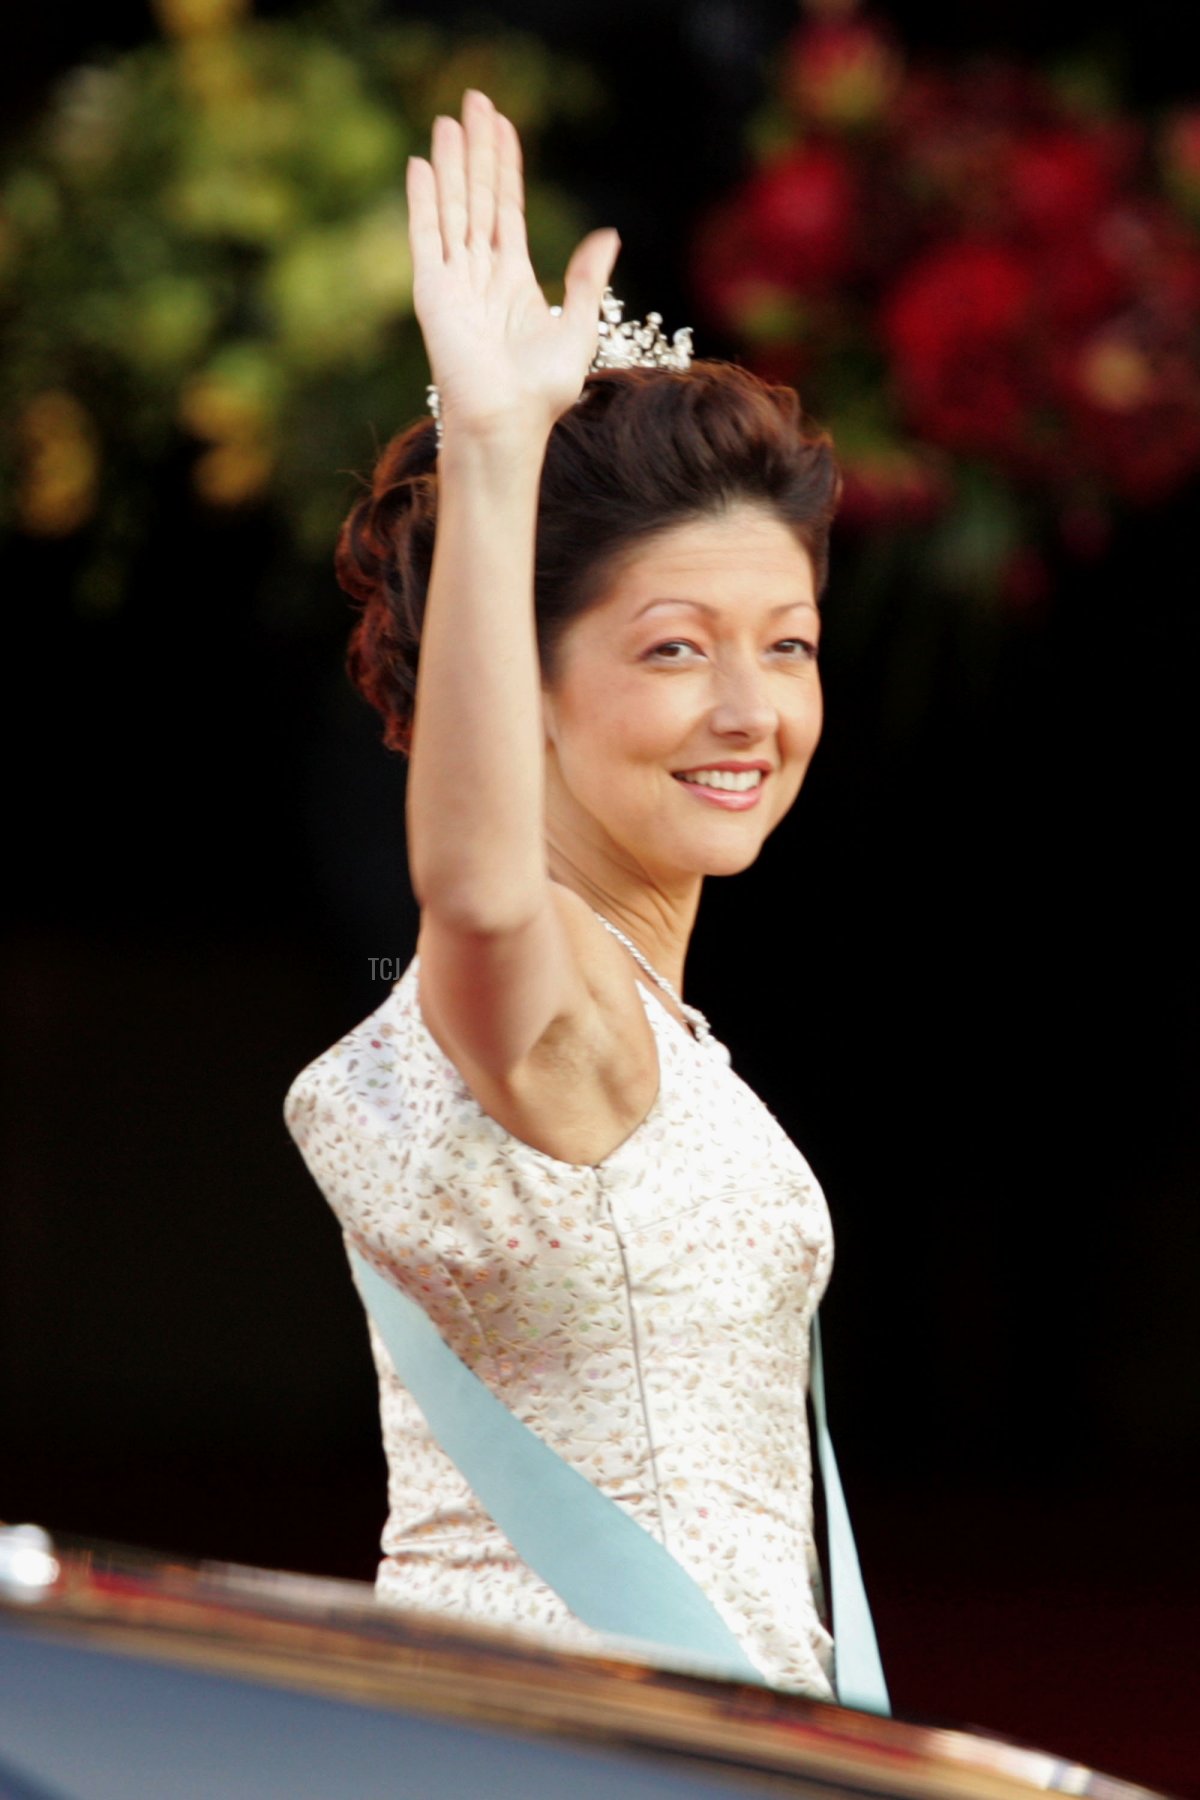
[542,503,823,887]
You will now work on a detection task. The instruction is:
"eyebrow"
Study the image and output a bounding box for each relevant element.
[632,596,818,620]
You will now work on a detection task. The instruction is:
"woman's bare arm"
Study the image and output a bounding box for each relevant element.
[404,92,619,1076]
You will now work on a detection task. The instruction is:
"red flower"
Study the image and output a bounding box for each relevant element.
[782,18,902,128]
[1003,126,1128,241]
[885,241,1032,361]
[883,242,1036,456]
[1037,228,1127,332]
[740,145,858,290]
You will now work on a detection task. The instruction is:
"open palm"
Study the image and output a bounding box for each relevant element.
[406,90,620,444]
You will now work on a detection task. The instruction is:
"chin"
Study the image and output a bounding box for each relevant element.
[702,845,767,878]
[671,830,770,880]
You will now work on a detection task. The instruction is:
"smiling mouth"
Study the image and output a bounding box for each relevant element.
[673,769,765,792]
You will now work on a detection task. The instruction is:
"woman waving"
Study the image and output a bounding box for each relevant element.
[286,89,875,1705]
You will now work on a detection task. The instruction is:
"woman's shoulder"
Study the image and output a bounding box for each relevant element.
[283,956,443,1135]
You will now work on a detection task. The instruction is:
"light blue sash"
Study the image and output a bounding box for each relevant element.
[351,1249,889,1713]
[809,1315,891,1715]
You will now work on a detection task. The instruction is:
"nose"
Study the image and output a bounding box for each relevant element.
[708,659,778,742]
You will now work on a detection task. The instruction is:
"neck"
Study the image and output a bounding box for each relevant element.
[545,839,701,993]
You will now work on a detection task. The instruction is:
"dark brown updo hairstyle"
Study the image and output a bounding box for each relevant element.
[338,361,840,754]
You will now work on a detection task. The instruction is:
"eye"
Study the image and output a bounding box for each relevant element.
[645,639,703,664]
[773,637,819,662]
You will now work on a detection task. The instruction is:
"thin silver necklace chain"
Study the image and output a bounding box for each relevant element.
[590,909,713,1044]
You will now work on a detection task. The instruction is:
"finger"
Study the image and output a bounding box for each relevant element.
[406,156,444,273]
[494,110,528,262]
[431,113,468,258]
[463,89,498,252]
[561,229,621,338]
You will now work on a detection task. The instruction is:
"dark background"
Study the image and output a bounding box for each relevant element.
[2,3,1197,1795]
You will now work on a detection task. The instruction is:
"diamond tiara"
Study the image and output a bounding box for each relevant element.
[591,287,694,373]
[425,288,693,445]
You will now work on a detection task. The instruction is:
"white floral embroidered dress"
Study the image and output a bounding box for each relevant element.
[284,957,835,1698]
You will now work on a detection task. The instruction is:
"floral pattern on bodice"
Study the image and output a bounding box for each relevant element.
[284,956,835,1698]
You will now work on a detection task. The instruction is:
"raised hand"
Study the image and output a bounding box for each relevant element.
[406,89,620,446]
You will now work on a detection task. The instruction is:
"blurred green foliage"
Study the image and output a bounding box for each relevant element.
[0,0,597,615]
